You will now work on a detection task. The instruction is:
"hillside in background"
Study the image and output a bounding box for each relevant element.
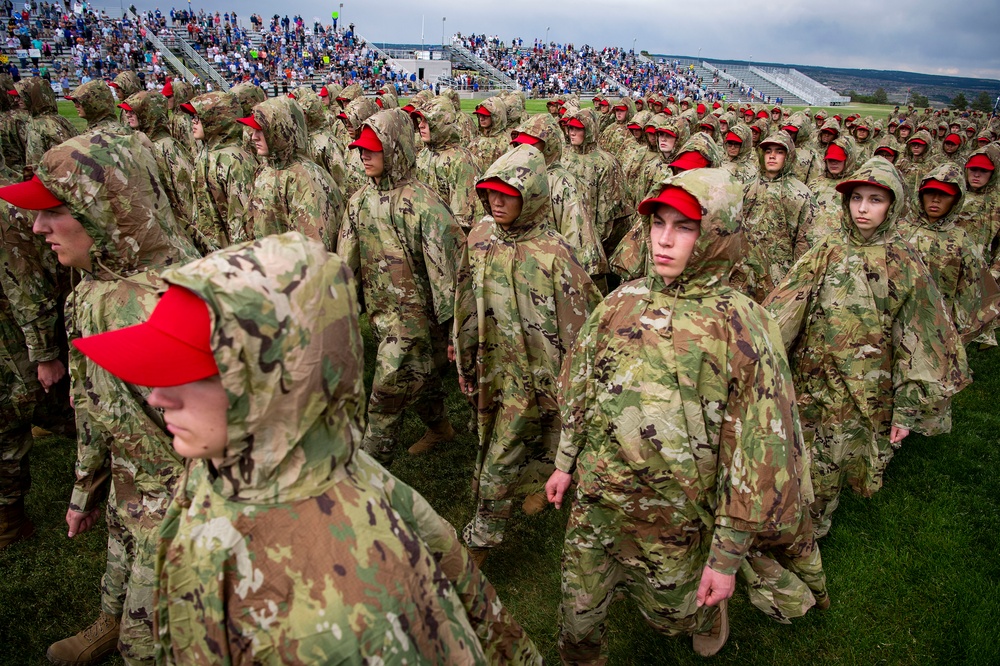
[653,54,1000,106]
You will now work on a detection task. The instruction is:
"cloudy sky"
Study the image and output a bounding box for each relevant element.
[140,0,1000,80]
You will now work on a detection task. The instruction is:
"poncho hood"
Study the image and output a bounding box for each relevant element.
[363,108,416,190]
[113,70,143,99]
[418,96,460,150]
[124,91,170,140]
[252,95,309,169]
[291,86,327,131]
[475,96,508,138]
[188,91,243,149]
[16,77,58,116]
[915,162,966,231]
[757,130,796,179]
[514,112,563,167]
[838,157,907,245]
[69,79,116,127]
[229,82,266,116]
[476,146,550,238]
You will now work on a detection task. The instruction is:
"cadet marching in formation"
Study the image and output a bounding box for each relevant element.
[0,72,998,666]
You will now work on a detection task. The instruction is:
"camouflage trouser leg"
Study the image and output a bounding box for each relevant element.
[100,486,158,665]
[0,424,32,506]
[462,499,513,549]
[558,500,714,665]
[805,419,853,540]
[410,322,449,429]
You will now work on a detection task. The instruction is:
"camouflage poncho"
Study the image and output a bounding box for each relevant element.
[188,92,259,251]
[246,96,344,250]
[802,135,860,248]
[166,79,195,151]
[721,123,759,185]
[456,148,601,547]
[0,73,25,171]
[764,158,970,537]
[958,145,1000,280]
[469,96,510,171]
[154,233,541,665]
[68,79,123,135]
[17,77,78,172]
[294,85,348,188]
[339,96,380,198]
[230,82,267,163]
[414,96,481,230]
[556,169,819,652]
[782,112,823,184]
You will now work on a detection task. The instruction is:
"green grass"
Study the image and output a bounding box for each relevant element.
[2,325,998,665]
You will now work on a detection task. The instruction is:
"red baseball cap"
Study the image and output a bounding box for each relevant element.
[7,90,18,96]
[375,98,384,108]
[874,147,898,159]
[669,151,710,172]
[920,179,959,196]
[349,126,383,152]
[179,102,197,115]
[0,175,64,210]
[107,81,120,89]
[476,178,521,197]
[337,111,348,120]
[645,125,658,134]
[756,110,768,119]
[967,154,995,170]
[637,185,702,218]
[699,122,714,131]
[908,138,927,145]
[287,92,296,99]
[696,103,706,114]
[237,115,262,130]
[626,122,641,130]
[72,285,219,388]
[944,133,961,145]
[712,102,721,109]
[595,99,609,107]
[474,106,491,116]
[565,118,585,129]
[511,132,541,146]
[318,86,329,97]
[724,131,742,144]
[161,79,173,97]
[613,104,628,112]
[117,102,133,112]
[781,125,798,134]
[835,179,892,195]
[657,127,677,137]
[400,104,415,113]
[825,144,848,161]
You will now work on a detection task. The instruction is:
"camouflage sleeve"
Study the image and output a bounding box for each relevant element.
[453,239,477,385]
[609,216,647,281]
[221,153,257,245]
[336,196,364,309]
[595,158,627,240]
[555,308,603,473]
[0,203,62,362]
[288,165,345,252]
[418,194,465,325]
[792,190,818,263]
[67,342,112,512]
[553,176,607,276]
[369,460,542,665]
[447,157,480,230]
[554,253,603,355]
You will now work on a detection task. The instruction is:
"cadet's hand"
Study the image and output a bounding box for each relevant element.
[696,566,735,607]
[447,344,456,363]
[457,375,477,397]
[37,359,66,392]
[545,469,573,509]
[890,426,910,445]
[66,507,101,538]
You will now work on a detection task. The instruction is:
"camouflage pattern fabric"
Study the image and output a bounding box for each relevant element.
[802,135,860,248]
[154,233,541,665]
[294,85,348,187]
[958,144,1000,280]
[188,92,258,252]
[469,96,510,172]
[455,148,601,549]
[17,77,78,173]
[230,82,267,162]
[597,96,635,159]
[721,123,759,185]
[166,80,195,152]
[112,71,143,100]
[898,129,942,197]
[246,96,344,250]
[556,169,820,662]
[0,73,26,172]
[513,114,607,277]
[782,112,822,184]
[38,131,199,663]
[414,96,481,230]
[0,288,37,507]
[68,79,124,136]
[442,87,477,144]
[124,91,197,231]
[339,96,380,198]
[337,109,469,463]
[764,158,970,538]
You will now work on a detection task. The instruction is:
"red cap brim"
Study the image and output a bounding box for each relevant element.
[511,133,540,146]
[0,175,64,210]
[566,118,585,129]
[179,102,197,115]
[161,81,173,97]
[476,178,521,197]
[724,131,743,144]
[117,102,133,111]
[669,151,710,171]
[920,179,960,196]
[638,185,703,218]
[474,107,491,116]
[318,87,329,97]
[7,90,18,96]
[835,179,893,195]
[967,154,995,170]
[107,81,120,89]
[237,115,263,130]
[657,128,677,137]
[825,145,848,161]
[944,134,961,145]
[71,286,218,388]
[349,126,383,152]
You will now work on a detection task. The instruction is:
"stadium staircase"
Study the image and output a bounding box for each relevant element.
[443,39,519,91]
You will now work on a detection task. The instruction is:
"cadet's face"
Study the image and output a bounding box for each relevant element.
[478,114,492,129]
[568,126,585,146]
[148,375,229,463]
[943,141,959,155]
[14,95,24,109]
[166,96,175,111]
[112,87,124,101]
[826,159,845,176]
[725,140,741,158]
[819,130,835,145]
[252,127,268,156]
[360,148,384,177]
[848,184,892,239]
[966,167,992,191]
[191,115,205,140]
[645,131,657,147]
[73,101,85,118]
[124,109,139,129]
[598,103,611,114]
[855,128,869,140]
[417,117,430,143]
[547,102,559,116]
[719,121,728,133]
[899,127,912,139]
[342,121,360,141]
[615,108,627,122]
[32,205,94,271]
[487,190,523,228]
[658,133,676,153]
[629,127,643,140]
[910,142,926,157]
[921,190,957,222]
[649,204,701,285]
[762,144,787,175]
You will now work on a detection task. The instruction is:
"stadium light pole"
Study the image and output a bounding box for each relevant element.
[698,46,702,60]
[632,37,636,54]
[442,17,446,48]
[339,4,344,30]
[545,26,550,45]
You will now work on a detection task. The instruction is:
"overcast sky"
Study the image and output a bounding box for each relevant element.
[138,0,1000,80]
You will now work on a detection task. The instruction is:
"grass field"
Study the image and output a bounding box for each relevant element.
[2,323,998,665]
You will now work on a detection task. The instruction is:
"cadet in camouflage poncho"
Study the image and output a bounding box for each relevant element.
[801,135,860,247]
[548,168,820,662]
[161,78,195,153]
[958,145,1000,278]
[764,158,970,538]
[338,96,380,198]
[0,129,200,665]
[470,96,510,171]
[721,123,759,185]
[293,85,348,188]
[413,96,481,230]
[511,114,608,279]
[14,77,78,177]
[455,148,601,559]
[70,232,541,665]
[243,96,344,250]
[230,82,267,163]
[183,92,258,252]
[780,112,823,184]
[67,79,126,137]
[337,109,469,463]
[121,91,197,232]
[0,73,26,172]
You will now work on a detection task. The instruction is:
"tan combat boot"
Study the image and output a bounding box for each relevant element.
[692,599,729,657]
[46,612,120,666]
[521,493,548,516]
[407,419,456,455]
[468,548,489,567]
[0,500,35,550]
